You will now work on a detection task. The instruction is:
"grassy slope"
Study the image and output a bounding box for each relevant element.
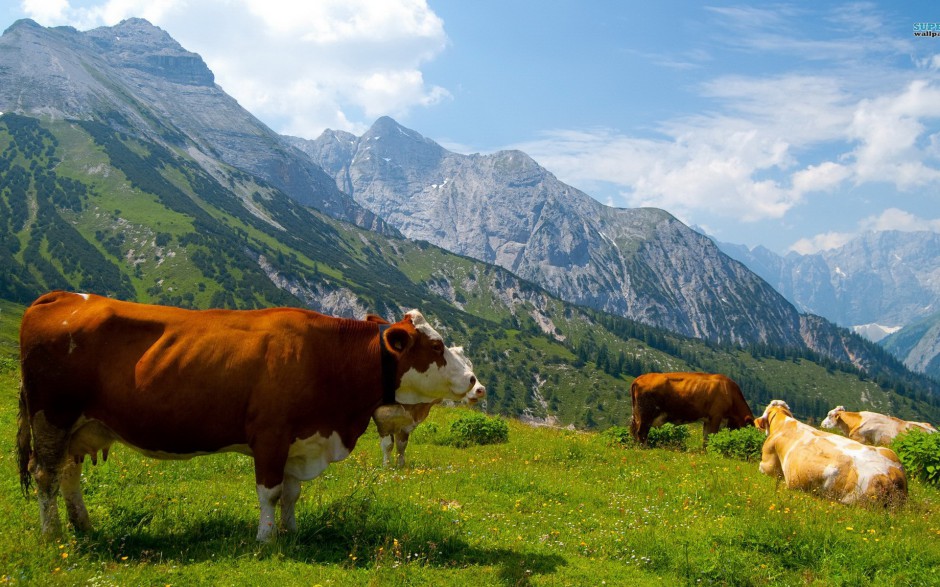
[1,368,938,586]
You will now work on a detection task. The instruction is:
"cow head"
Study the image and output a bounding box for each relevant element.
[820,405,845,430]
[755,400,792,435]
[381,310,485,405]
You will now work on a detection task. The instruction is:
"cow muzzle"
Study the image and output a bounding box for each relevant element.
[464,378,486,404]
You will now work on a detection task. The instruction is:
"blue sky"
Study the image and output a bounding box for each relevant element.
[3,1,940,254]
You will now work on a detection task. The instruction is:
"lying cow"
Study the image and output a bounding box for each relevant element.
[630,372,754,446]
[820,405,937,446]
[372,401,438,467]
[755,400,907,507]
[17,291,485,542]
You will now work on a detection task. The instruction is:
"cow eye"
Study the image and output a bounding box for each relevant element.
[432,341,444,353]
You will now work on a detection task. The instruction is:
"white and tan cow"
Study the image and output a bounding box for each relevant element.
[372,401,439,467]
[755,400,907,507]
[17,291,485,541]
[820,405,937,446]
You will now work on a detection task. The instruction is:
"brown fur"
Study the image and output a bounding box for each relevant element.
[630,372,754,445]
[18,291,482,540]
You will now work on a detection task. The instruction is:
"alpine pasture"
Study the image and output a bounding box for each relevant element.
[1,342,938,584]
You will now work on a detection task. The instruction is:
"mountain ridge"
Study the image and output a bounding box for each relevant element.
[290,117,807,348]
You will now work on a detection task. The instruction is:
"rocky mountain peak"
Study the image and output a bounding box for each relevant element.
[86,18,214,86]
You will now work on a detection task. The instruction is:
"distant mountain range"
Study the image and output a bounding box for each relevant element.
[717,233,940,377]
[0,17,937,414]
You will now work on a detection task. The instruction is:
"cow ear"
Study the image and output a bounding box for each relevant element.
[755,417,767,431]
[365,314,389,324]
[384,324,414,353]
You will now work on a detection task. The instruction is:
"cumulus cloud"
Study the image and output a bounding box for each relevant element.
[788,231,855,255]
[19,0,450,137]
[858,209,940,232]
[790,209,940,254]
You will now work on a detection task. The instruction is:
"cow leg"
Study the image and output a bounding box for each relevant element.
[60,459,91,533]
[380,435,394,467]
[30,413,70,540]
[395,431,409,468]
[252,437,290,542]
[635,421,652,445]
[256,484,282,542]
[703,417,722,447]
[279,473,302,533]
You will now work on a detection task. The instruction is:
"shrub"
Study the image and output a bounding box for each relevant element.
[447,412,509,447]
[707,426,765,461]
[601,425,633,448]
[646,423,689,451]
[891,429,940,488]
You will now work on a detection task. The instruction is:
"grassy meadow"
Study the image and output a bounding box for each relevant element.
[1,362,939,586]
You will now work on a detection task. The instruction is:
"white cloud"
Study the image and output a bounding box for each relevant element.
[791,161,850,194]
[788,231,855,255]
[858,209,940,233]
[19,0,450,138]
[789,209,940,254]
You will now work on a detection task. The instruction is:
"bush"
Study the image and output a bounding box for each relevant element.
[447,412,509,448]
[707,426,765,461]
[601,425,633,448]
[891,429,940,488]
[646,423,689,451]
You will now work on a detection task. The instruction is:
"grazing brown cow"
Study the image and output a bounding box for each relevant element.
[756,400,907,507]
[17,291,484,541]
[630,372,754,446]
[372,401,438,467]
[820,405,937,446]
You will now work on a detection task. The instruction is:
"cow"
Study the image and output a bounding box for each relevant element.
[372,401,438,467]
[755,400,907,507]
[820,405,937,446]
[629,372,754,446]
[16,291,485,542]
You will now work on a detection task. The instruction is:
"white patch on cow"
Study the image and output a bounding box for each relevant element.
[406,309,443,341]
[283,431,351,481]
[256,484,281,542]
[396,344,482,404]
[824,433,897,496]
[77,293,90,300]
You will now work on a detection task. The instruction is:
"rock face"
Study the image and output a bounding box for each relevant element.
[882,312,940,379]
[718,231,940,330]
[0,18,389,233]
[292,117,805,346]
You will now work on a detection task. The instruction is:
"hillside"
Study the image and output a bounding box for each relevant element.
[2,111,939,426]
[0,362,938,585]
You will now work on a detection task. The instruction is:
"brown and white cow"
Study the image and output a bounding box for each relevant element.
[820,405,937,446]
[755,400,907,507]
[630,372,754,446]
[372,401,438,467]
[17,291,484,541]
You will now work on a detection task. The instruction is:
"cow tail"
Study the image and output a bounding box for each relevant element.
[16,382,33,497]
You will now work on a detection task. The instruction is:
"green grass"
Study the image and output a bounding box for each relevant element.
[2,367,939,586]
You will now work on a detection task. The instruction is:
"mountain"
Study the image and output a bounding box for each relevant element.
[6,111,935,424]
[289,117,805,348]
[882,311,940,379]
[0,17,390,234]
[1,19,937,425]
[718,231,940,333]
[718,231,940,376]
